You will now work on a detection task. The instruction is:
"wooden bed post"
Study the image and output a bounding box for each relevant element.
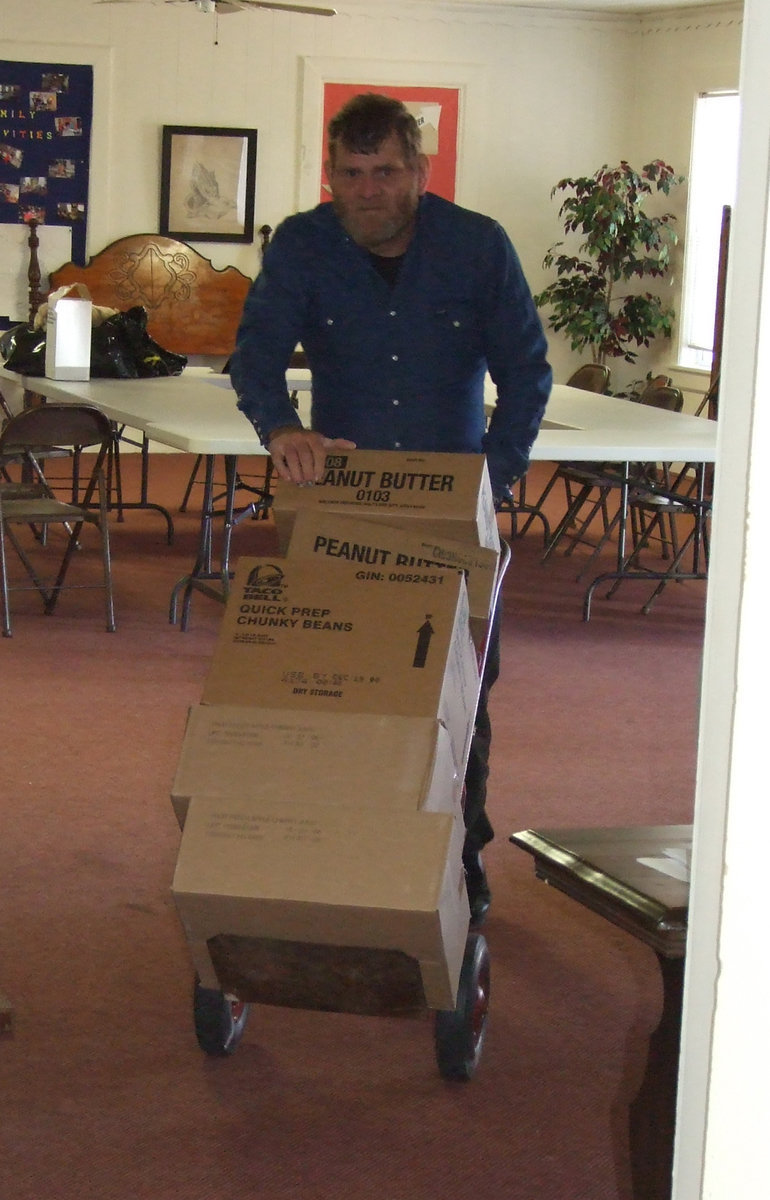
[26,219,44,324]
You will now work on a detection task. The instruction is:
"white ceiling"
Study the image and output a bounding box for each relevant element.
[383,1,735,12]
[526,1,728,9]
[100,1,740,14]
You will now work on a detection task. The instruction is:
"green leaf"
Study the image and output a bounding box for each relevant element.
[536,158,684,365]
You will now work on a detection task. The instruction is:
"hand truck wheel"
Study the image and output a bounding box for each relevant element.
[434,930,490,1081]
[192,975,250,1057]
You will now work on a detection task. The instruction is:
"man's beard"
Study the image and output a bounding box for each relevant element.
[333,194,417,252]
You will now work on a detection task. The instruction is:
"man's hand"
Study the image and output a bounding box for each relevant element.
[268,427,356,484]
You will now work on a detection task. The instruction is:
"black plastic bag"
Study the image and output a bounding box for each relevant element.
[92,306,187,378]
[0,305,187,378]
[0,323,47,375]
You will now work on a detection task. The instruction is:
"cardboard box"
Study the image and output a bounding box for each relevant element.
[171,706,463,829]
[285,509,500,651]
[272,449,500,554]
[45,295,92,381]
[201,556,480,774]
[172,793,469,1011]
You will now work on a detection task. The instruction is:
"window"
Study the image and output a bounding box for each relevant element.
[679,91,740,370]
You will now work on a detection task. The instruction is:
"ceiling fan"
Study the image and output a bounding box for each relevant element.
[95,1,337,16]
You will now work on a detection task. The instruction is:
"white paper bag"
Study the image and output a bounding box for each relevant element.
[44,284,92,381]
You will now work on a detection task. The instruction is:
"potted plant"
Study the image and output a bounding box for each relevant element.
[533,160,684,367]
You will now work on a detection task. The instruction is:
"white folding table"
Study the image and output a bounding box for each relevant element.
[0,367,718,625]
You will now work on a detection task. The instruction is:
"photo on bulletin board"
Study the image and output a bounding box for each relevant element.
[319,83,460,203]
[159,125,257,243]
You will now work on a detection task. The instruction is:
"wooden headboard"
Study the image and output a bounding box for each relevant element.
[45,229,271,358]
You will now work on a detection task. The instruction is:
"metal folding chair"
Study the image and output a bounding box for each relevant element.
[0,403,115,636]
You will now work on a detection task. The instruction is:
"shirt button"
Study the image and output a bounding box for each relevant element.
[453,319,461,328]
[389,310,397,317]
[394,441,401,449]
[391,354,399,361]
[326,318,334,325]
[392,399,399,406]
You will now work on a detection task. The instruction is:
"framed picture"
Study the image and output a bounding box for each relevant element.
[159,125,257,243]
[298,57,483,212]
[319,84,460,203]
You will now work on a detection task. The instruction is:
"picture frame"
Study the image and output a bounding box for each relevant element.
[298,57,483,212]
[159,125,257,243]
[319,83,459,203]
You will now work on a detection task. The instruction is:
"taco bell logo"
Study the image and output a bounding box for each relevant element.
[243,562,286,602]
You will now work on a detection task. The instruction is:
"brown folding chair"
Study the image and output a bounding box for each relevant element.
[537,374,671,545]
[542,385,684,567]
[564,363,611,393]
[0,403,115,636]
[509,363,613,542]
[609,462,712,612]
[1,383,74,496]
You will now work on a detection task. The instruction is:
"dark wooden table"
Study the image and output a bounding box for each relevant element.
[510,825,691,1200]
[0,988,13,1034]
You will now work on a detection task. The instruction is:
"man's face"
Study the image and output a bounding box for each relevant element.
[326,132,430,257]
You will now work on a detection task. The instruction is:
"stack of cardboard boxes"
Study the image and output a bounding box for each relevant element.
[171,450,500,1015]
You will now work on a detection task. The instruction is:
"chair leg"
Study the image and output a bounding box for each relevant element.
[563,488,614,559]
[542,482,597,560]
[43,520,85,615]
[0,524,12,637]
[574,504,625,581]
[640,526,698,614]
[97,475,116,633]
[662,511,680,560]
[5,522,54,608]
[180,455,204,513]
[110,428,125,519]
[638,507,681,564]
[495,478,550,544]
[102,537,116,632]
[544,479,618,562]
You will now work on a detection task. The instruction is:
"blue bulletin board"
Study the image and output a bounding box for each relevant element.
[0,60,93,266]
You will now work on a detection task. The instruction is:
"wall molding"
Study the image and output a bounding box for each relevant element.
[337,2,742,34]
[639,4,742,37]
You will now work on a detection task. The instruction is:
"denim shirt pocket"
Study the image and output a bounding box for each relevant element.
[308,276,373,354]
[429,298,484,368]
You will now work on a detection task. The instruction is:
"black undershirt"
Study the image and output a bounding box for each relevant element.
[369,252,404,287]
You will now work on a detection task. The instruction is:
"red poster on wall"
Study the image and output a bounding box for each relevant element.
[320,83,460,203]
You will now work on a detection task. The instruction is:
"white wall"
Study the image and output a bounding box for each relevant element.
[0,0,742,392]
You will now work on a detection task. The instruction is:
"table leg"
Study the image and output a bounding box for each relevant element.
[135,431,174,544]
[581,461,630,619]
[169,453,272,630]
[628,953,684,1200]
[169,453,216,627]
[219,454,238,603]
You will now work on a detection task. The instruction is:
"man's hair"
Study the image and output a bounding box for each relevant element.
[327,93,422,165]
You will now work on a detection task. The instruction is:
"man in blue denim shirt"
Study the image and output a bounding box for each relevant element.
[231,93,551,925]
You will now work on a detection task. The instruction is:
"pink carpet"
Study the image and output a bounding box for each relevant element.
[0,455,705,1200]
